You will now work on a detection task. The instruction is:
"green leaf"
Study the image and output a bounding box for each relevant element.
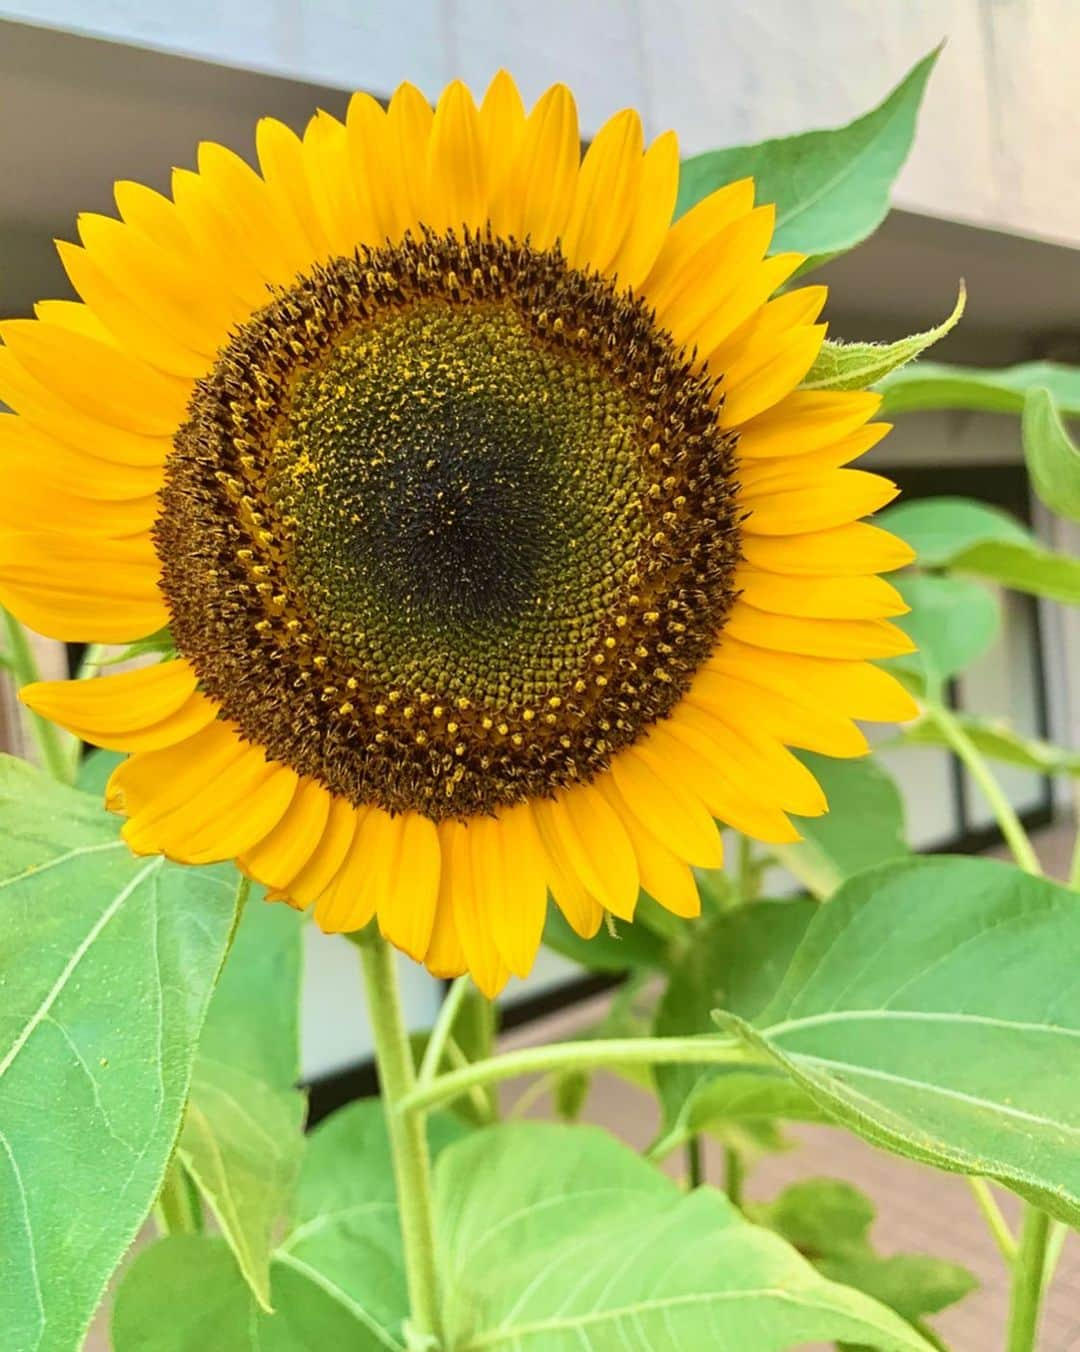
[878,359,1080,418]
[0,756,240,1352]
[801,285,965,392]
[718,855,1080,1227]
[675,49,939,270]
[198,894,304,1092]
[176,1061,305,1312]
[436,1123,933,1350]
[112,1235,403,1352]
[888,573,1000,701]
[879,495,1032,567]
[1023,387,1080,522]
[544,902,670,971]
[897,713,1080,778]
[753,1179,977,1326]
[948,537,1080,606]
[74,746,124,795]
[654,900,824,1149]
[776,752,908,898]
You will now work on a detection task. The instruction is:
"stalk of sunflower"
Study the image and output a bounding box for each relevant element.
[0,73,917,998]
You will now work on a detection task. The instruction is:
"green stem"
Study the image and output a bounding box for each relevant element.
[736,833,759,903]
[442,1037,499,1124]
[967,1177,1017,1266]
[926,701,1040,874]
[418,975,472,1085]
[359,935,443,1348]
[686,1135,704,1189]
[724,1146,744,1208]
[399,1035,753,1116]
[2,608,73,783]
[1006,1206,1051,1352]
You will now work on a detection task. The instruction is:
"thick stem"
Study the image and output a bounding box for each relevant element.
[2,608,73,783]
[1006,1206,1051,1352]
[359,935,443,1348]
[399,1035,753,1116]
[686,1135,704,1189]
[926,702,1040,875]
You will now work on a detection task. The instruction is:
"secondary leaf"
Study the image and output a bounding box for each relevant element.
[879,358,1080,418]
[544,903,670,971]
[176,1061,305,1312]
[801,285,965,392]
[1023,387,1080,522]
[0,756,240,1352]
[75,746,124,795]
[776,752,909,898]
[897,713,1080,778]
[112,1234,403,1352]
[888,573,1000,701]
[675,49,939,270]
[879,496,1032,567]
[753,1178,977,1328]
[436,1123,933,1350]
[718,856,1080,1227]
[948,537,1080,606]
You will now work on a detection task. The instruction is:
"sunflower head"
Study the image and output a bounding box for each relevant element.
[4,73,917,995]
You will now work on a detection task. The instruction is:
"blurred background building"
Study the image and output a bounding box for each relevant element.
[1,0,1078,1089]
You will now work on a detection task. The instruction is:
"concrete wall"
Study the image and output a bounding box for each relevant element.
[2,0,1077,248]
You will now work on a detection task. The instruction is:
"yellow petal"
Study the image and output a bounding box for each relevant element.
[708,636,919,723]
[612,131,680,292]
[0,529,166,642]
[386,81,435,236]
[609,744,723,866]
[651,718,801,843]
[472,805,547,978]
[171,166,268,314]
[686,254,805,363]
[0,319,190,436]
[314,809,378,933]
[641,177,754,301]
[427,80,487,235]
[0,467,158,539]
[197,140,310,288]
[530,798,604,939]
[453,820,511,997]
[736,389,882,459]
[303,111,365,258]
[0,417,161,500]
[718,323,827,428]
[735,564,908,619]
[281,796,360,909]
[740,468,898,535]
[426,821,469,979]
[0,349,171,468]
[494,83,579,248]
[239,778,333,891]
[740,521,915,575]
[725,600,916,659]
[256,117,328,258]
[562,108,644,276]
[594,774,701,918]
[113,180,194,257]
[738,422,891,491]
[378,811,440,962]
[21,661,217,752]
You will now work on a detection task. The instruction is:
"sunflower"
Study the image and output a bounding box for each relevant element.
[2,73,916,995]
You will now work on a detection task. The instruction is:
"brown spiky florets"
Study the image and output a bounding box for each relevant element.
[156,230,741,819]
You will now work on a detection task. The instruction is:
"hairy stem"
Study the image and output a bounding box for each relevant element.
[360,935,443,1347]
[1005,1206,1051,1352]
[418,975,471,1085]
[399,1035,754,1116]
[966,1178,1017,1266]
[1,608,73,783]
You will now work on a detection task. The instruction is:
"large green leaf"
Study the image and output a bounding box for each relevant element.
[654,900,824,1150]
[675,50,939,270]
[176,1062,305,1312]
[176,885,307,1309]
[753,1178,977,1328]
[801,285,965,392]
[74,746,124,796]
[897,713,1080,778]
[112,1235,403,1352]
[544,902,670,971]
[888,573,1000,700]
[879,495,1032,567]
[436,1123,932,1350]
[948,538,1080,606]
[878,359,1080,418]
[777,752,909,898]
[718,856,1080,1226]
[1023,386,1080,522]
[0,756,240,1352]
